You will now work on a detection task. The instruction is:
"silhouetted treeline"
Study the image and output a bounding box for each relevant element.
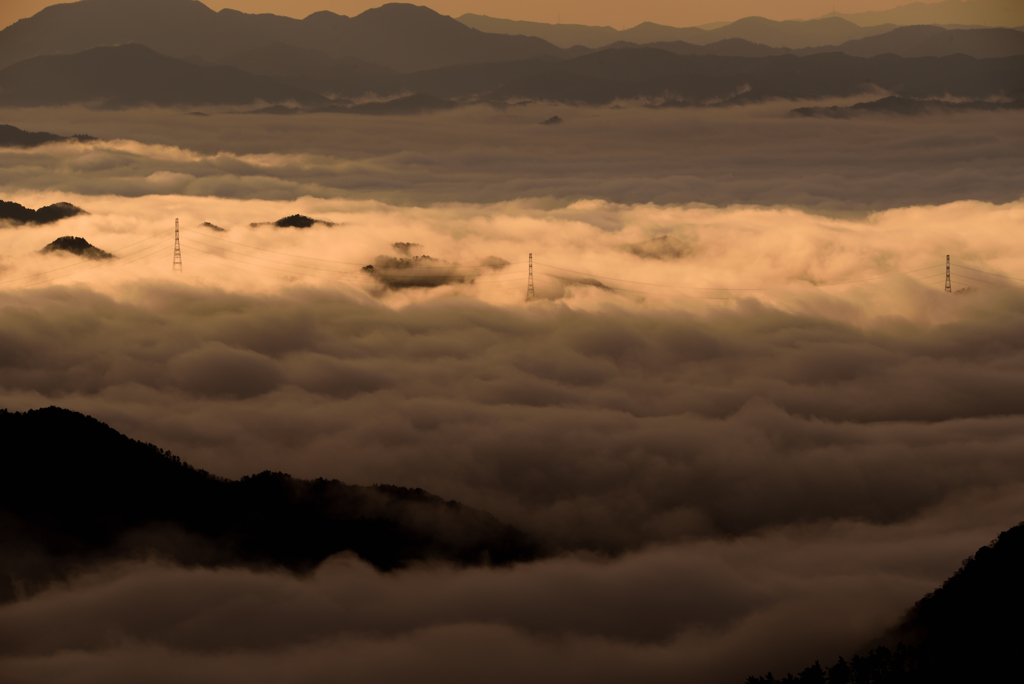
[0,199,85,225]
[41,236,112,259]
[0,123,95,148]
[793,95,1024,118]
[746,522,1024,684]
[0,407,542,602]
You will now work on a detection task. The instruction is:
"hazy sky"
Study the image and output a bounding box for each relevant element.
[0,0,944,32]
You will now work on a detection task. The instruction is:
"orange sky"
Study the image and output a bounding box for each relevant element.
[1,0,947,31]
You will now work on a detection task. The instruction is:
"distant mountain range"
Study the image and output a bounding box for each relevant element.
[459,1,1024,48]
[458,15,901,50]
[615,26,1024,60]
[830,0,1024,28]
[0,0,565,72]
[0,407,541,601]
[0,0,1021,109]
[2,42,1020,109]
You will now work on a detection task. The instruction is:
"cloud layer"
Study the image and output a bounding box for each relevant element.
[1,103,1021,211]
[1,500,1018,684]
[2,195,1024,551]
[1,148,1023,680]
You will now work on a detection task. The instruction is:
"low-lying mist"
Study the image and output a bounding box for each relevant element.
[2,127,1023,680]
[2,194,1024,549]
[1,103,1021,210]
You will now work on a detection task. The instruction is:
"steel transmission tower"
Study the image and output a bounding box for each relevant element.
[172,218,183,272]
[944,254,951,293]
[526,253,535,301]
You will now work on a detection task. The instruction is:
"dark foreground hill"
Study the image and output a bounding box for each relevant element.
[0,407,541,602]
[0,200,85,225]
[746,521,1024,683]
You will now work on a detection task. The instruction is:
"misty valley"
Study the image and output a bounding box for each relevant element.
[0,0,1023,683]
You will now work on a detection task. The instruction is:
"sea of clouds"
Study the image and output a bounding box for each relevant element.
[0,102,1022,210]
[0,104,1022,682]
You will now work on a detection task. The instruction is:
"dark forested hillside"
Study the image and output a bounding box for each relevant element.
[745,522,1024,684]
[0,200,84,225]
[0,407,541,602]
[40,236,112,258]
[0,123,95,148]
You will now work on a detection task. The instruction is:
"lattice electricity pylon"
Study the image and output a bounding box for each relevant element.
[172,218,183,272]
[945,254,951,293]
[526,252,535,301]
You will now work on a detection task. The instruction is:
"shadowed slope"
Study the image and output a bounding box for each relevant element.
[0,44,325,107]
[0,407,542,602]
[746,522,1024,683]
[216,43,402,98]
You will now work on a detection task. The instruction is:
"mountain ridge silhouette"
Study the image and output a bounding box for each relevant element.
[0,407,542,602]
[745,520,1024,683]
[0,0,566,72]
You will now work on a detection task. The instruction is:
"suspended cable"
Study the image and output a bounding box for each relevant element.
[951,273,1013,286]
[184,229,531,271]
[537,262,767,291]
[0,228,174,286]
[186,235,365,275]
[3,240,171,288]
[951,263,1024,283]
[186,243,372,282]
[815,265,946,287]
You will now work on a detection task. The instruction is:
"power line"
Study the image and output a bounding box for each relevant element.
[183,229,368,266]
[1,240,171,288]
[816,264,945,288]
[952,263,1024,283]
[952,273,1013,287]
[537,261,946,292]
[536,262,767,291]
[0,227,173,286]
[172,219,182,272]
[185,228,530,270]
[186,237,364,275]
[186,231,523,278]
[186,243,371,282]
